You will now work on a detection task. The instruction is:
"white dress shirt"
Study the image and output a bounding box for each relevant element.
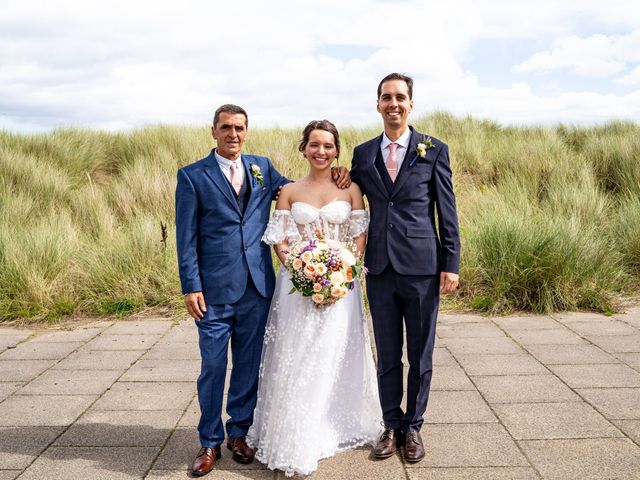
[380,128,411,173]
[215,150,245,186]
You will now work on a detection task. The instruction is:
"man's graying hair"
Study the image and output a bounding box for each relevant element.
[213,104,248,128]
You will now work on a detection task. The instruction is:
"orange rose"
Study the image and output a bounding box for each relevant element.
[312,283,323,293]
[304,264,316,277]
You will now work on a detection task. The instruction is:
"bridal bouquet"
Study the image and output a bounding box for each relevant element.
[285,232,366,306]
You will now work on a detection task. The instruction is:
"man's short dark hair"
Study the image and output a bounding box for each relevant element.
[213,104,248,129]
[377,73,414,100]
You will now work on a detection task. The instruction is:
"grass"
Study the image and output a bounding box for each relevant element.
[0,114,638,322]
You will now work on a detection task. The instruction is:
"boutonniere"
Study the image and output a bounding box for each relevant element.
[250,163,264,187]
[409,136,435,167]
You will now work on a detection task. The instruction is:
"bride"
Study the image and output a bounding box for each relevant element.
[247,120,382,476]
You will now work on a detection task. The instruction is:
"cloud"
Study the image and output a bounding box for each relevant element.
[616,65,640,85]
[515,31,640,77]
[1,0,640,132]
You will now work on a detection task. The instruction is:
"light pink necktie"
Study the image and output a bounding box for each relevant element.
[387,142,398,182]
[230,161,242,195]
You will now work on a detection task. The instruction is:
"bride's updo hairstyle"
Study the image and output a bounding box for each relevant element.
[298,120,341,160]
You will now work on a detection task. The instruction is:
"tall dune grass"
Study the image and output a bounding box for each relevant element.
[0,115,638,322]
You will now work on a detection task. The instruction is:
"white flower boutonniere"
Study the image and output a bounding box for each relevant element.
[250,163,264,187]
[409,136,436,167]
[416,136,435,158]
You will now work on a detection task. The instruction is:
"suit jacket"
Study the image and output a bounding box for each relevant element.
[175,149,289,305]
[351,126,460,276]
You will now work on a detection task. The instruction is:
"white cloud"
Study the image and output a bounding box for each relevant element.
[616,65,640,85]
[515,31,640,77]
[1,0,640,132]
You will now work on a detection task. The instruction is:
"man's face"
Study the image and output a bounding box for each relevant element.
[376,79,413,131]
[211,112,247,160]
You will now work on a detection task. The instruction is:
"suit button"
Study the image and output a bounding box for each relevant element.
[388,223,393,229]
[389,201,394,207]
[244,246,248,251]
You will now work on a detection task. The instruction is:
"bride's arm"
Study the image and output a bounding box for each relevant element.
[273,185,292,265]
[349,183,367,255]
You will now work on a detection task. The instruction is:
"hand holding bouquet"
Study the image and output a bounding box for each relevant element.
[285,232,366,306]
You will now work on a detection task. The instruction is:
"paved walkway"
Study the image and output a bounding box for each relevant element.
[1,309,640,479]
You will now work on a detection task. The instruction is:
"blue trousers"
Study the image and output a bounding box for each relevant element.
[366,265,440,433]
[195,276,271,448]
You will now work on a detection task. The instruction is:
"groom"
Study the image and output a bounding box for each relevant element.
[351,73,460,462]
[176,104,350,476]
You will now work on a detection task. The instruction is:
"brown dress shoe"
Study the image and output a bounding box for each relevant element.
[227,436,255,464]
[191,446,221,477]
[373,426,398,458]
[403,431,425,462]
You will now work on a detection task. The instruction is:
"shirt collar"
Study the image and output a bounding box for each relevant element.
[214,149,241,167]
[381,128,411,150]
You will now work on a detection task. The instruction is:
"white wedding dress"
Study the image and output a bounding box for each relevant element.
[247,201,382,477]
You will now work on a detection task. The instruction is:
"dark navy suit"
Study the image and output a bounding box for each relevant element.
[351,126,460,432]
[175,149,288,447]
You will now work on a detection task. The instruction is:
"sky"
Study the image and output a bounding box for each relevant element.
[2,0,640,133]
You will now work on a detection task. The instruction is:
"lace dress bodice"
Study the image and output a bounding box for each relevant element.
[262,200,369,245]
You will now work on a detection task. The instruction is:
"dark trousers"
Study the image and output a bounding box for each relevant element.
[195,276,271,448]
[367,264,440,432]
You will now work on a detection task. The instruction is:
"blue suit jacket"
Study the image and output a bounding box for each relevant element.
[351,127,460,276]
[175,149,289,305]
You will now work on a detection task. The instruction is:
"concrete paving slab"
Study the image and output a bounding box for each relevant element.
[614,352,640,369]
[85,334,162,351]
[563,320,638,336]
[56,410,182,447]
[425,391,497,424]
[553,312,612,322]
[153,427,266,471]
[92,382,195,411]
[0,359,56,381]
[406,467,538,479]
[29,327,104,343]
[0,335,31,350]
[146,470,274,479]
[586,334,640,353]
[492,315,561,330]
[306,447,406,480]
[143,343,202,360]
[408,424,529,468]
[120,359,199,382]
[18,446,159,480]
[439,313,487,324]
[0,471,21,480]
[577,388,640,419]
[19,369,122,395]
[611,419,640,443]
[524,344,617,365]
[437,323,505,338]
[444,337,524,355]
[0,394,96,426]
[473,374,580,404]
[157,326,198,344]
[0,383,22,402]
[614,306,640,328]
[53,349,144,370]
[104,320,173,335]
[520,438,640,479]
[509,328,586,345]
[0,426,63,469]
[454,354,548,376]
[176,394,229,428]
[430,365,476,391]
[493,402,622,440]
[0,342,83,360]
[548,363,640,388]
[432,347,456,366]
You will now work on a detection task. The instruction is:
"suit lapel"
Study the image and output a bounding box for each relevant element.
[364,134,389,198]
[392,127,421,195]
[241,155,260,218]
[202,150,241,215]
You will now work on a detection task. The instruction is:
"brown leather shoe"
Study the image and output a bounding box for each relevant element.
[191,447,221,477]
[373,426,398,458]
[403,431,425,462]
[227,436,255,464]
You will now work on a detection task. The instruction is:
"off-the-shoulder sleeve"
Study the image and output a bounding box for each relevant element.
[262,210,301,245]
[349,209,369,238]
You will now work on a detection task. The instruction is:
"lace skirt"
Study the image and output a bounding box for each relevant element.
[247,268,382,477]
